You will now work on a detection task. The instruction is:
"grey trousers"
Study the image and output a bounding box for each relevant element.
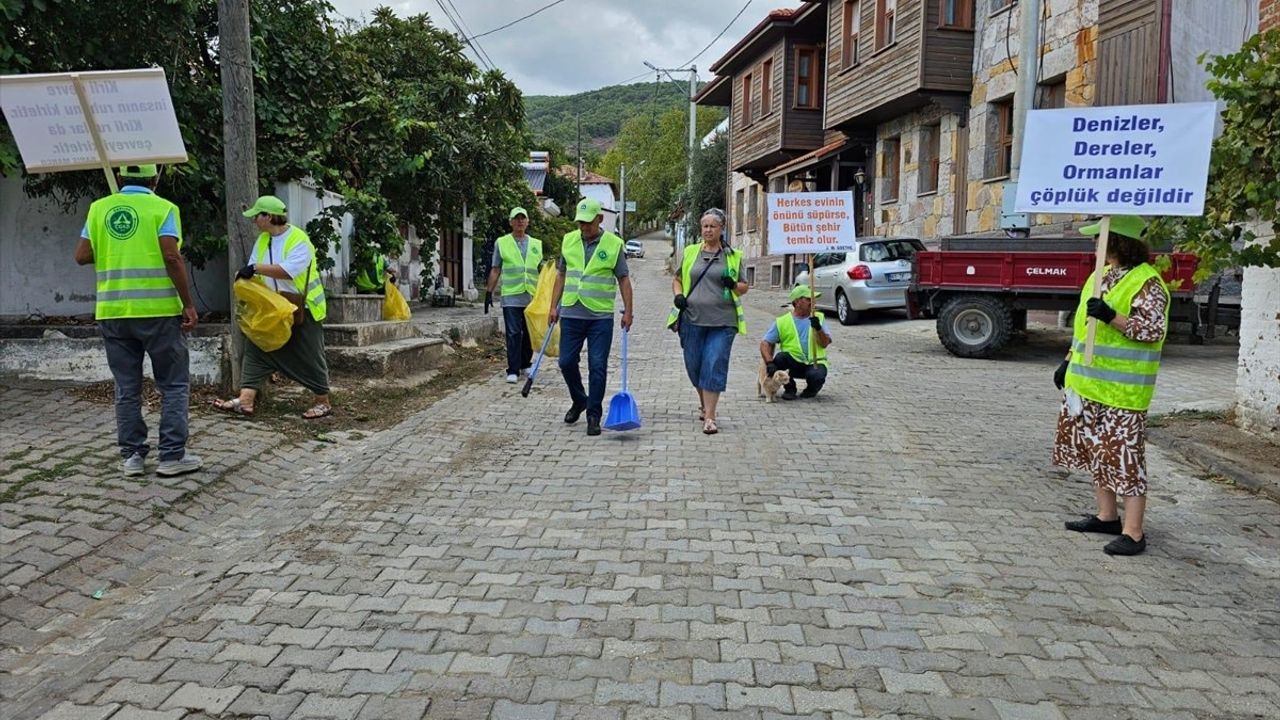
[99,316,190,461]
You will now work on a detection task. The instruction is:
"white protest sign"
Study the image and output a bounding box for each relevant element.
[1014,101,1216,216]
[766,191,857,255]
[0,68,187,172]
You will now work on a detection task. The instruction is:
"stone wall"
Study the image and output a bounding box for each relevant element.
[873,105,958,239]
[1264,0,1280,31]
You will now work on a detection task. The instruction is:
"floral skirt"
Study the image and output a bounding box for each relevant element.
[1053,396,1149,497]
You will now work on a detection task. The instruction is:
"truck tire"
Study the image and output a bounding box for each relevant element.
[937,294,1012,358]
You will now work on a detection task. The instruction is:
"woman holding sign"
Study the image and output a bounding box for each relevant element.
[667,208,748,435]
[1053,215,1169,557]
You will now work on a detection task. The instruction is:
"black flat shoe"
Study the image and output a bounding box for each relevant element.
[782,389,797,401]
[564,402,586,424]
[1065,515,1123,534]
[586,417,602,436]
[1104,534,1147,556]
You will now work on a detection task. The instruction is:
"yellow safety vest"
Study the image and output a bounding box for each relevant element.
[1065,263,1168,411]
[560,230,623,312]
[775,311,828,367]
[665,244,747,335]
[86,191,184,320]
[253,226,327,322]
[353,254,385,292]
[497,234,542,297]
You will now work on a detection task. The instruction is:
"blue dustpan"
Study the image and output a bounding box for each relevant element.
[604,328,641,431]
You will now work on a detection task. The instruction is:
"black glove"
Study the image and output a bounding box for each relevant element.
[235,263,256,280]
[673,294,688,310]
[766,362,778,376]
[809,316,822,330]
[720,274,737,289]
[1054,359,1069,390]
[1086,297,1116,324]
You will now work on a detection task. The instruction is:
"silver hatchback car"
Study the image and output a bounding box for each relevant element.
[797,237,926,325]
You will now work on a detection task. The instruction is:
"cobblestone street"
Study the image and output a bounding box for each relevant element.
[2,234,1276,720]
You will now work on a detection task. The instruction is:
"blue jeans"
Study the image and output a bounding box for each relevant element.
[558,317,614,419]
[679,324,736,393]
[99,317,190,461]
[502,305,533,375]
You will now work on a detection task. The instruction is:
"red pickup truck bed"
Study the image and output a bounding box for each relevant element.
[907,244,1203,358]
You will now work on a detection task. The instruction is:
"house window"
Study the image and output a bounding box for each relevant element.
[747,184,759,231]
[919,124,941,194]
[876,0,897,50]
[741,73,753,127]
[842,1,861,68]
[760,60,773,115]
[941,0,973,29]
[795,47,821,109]
[735,188,745,234]
[987,99,1014,178]
[882,136,901,202]
[990,0,1015,12]
[745,266,756,286]
[1040,78,1066,109]
[770,264,782,287]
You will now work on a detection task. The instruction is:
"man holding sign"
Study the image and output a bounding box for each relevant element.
[1052,215,1169,557]
[74,164,201,478]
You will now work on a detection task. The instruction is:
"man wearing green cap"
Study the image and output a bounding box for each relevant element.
[485,206,542,382]
[760,285,832,400]
[213,195,332,420]
[74,164,202,477]
[1054,214,1168,557]
[547,197,634,435]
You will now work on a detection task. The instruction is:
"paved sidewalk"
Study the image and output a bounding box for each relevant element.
[2,232,1277,720]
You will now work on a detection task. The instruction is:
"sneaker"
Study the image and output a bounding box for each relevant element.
[121,453,145,477]
[1064,515,1122,534]
[782,388,798,401]
[586,417,602,436]
[505,373,518,383]
[799,387,819,399]
[1103,533,1147,556]
[156,453,202,477]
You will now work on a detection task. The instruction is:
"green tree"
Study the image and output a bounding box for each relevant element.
[684,129,728,234]
[1151,30,1280,279]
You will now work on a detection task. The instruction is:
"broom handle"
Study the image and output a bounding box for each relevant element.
[621,327,629,392]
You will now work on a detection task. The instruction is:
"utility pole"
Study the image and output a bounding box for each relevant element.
[644,62,699,255]
[1002,0,1042,232]
[576,114,582,198]
[619,163,626,240]
[219,0,258,391]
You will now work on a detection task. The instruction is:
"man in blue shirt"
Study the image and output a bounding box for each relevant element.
[760,285,831,400]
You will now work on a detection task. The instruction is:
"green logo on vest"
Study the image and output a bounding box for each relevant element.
[597,249,607,260]
[106,206,139,240]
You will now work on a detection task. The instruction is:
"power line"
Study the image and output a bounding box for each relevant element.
[433,0,494,71]
[468,0,569,41]
[443,0,497,70]
[675,0,752,69]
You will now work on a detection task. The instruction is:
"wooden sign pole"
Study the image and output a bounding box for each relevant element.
[70,73,118,194]
[1082,215,1111,365]
[807,251,816,361]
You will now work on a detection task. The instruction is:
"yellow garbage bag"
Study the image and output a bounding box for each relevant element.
[233,279,295,352]
[383,280,411,321]
[524,263,560,358]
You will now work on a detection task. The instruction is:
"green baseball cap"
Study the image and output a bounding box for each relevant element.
[243,195,288,218]
[574,198,603,223]
[118,164,158,178]
[509,206,529,220]
[1080,214,1146,240]
[789,285,820,302]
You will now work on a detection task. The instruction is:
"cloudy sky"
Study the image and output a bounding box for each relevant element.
[328,0,799,95]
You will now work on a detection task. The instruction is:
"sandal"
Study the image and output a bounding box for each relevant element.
[702,418,718,435]
[212,398,254,416]
[302,403,332,420]
[698,407,705,421]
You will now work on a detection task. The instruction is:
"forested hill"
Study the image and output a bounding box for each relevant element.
[524,80,696,151]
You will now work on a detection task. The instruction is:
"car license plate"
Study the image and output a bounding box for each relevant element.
[888,272,909,282]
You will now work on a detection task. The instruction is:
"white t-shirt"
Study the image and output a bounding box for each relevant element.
[260,226,313,294]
